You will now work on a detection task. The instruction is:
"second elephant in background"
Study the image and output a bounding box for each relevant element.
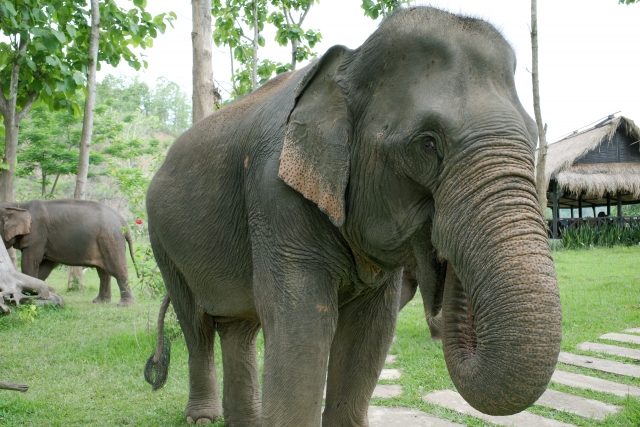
[0,199,137,306]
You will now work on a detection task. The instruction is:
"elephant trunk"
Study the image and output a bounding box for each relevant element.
[432,139,562,416]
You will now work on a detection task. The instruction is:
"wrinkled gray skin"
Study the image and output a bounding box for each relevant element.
[146,7,562,426]
[0,199,136,306]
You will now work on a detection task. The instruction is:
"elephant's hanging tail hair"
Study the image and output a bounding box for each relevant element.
[144,292,171,390]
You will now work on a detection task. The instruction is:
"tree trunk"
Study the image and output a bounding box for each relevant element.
[252,1,259,91]
[531,0,548,218]
[74,0,99,202]
[192,0,215,123]
[69,0,99,291]
[0,39,36,270]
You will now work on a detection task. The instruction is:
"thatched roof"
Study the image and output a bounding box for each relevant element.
[537,116,640,200]
[555,163,640,199]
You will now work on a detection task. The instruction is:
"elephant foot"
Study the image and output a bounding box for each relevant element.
[92,296,111,304]
[186,416,212,425]
[117,298,136,307]
[185,402,221,426]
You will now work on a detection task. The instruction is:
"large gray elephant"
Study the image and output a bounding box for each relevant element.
[0,199,137,306]
[145,7,562,426]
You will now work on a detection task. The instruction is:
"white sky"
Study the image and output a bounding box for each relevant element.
[99,0,640,143]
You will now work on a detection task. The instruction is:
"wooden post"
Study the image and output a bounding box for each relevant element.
[617,191,623,226]
[570,206,574,218]
[606,193,611,216]
[552,180,559,239]
[578,193,583,220]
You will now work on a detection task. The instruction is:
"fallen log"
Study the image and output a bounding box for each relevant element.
[0,244,64,313]
[0,381,29,392]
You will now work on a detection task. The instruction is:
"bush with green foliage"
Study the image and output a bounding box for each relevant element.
[561,222,640,249]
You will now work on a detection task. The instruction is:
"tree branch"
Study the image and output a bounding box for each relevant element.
[16,91,38,123]
[297,4,312,26]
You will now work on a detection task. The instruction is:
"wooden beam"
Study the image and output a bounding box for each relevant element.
[607,193,611,216]
[578,193,583,219]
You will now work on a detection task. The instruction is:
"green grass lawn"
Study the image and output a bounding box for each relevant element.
[1,246,640,426]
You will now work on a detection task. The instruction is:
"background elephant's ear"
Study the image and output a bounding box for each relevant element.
[279,45,351,227]
[4,208,31,240]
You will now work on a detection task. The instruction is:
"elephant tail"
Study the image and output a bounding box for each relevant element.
[124,229,139,278]
[144,292,171,390]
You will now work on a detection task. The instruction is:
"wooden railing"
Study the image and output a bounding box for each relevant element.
[546,216,640,237]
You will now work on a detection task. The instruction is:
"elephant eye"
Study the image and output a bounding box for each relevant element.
[422,138,437,153]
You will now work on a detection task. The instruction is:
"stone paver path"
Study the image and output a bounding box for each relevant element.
[368,327,640,426]
[385,354,398,364]
[423,390,576,427]
[536,388,619,420]
[379,368,402,380]
[552,370,640,397]
[600,333,640,345]
[368,406,464,427]
[577,342,640,360]
[372,384,403,398]
[558,351,640,378]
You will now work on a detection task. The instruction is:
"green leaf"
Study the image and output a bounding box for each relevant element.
[66,24,77,38]
[0,162,9,170]
[51,29,66,44]
[72,71,85,86]
[133,0,147,8]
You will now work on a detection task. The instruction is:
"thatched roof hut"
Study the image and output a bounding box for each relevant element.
[540,115,640,205]
[536,115,640,237]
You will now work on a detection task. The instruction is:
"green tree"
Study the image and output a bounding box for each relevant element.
[361,0,410,19]
[17,106,104,198]
[269,0,321,71]
[619,0,638,4]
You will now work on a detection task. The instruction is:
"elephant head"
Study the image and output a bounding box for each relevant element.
[279,7,561,416]
[0,206,31,249]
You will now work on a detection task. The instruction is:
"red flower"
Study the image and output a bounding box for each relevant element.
[135,219,143,225]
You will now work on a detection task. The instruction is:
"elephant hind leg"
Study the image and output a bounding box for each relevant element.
[218,320,262,427]
[114,274,135,307]
[93,267,112,304]
[152,241,222,424]
[37,260,59,281]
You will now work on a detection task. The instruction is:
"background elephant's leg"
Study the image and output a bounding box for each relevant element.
[19,248,43,278]
[217,320,261,427]
[93,267,112,303]
[323,275,401,427]
[37,260,59,281]
[427,311,443,340]
[114,274,135,307]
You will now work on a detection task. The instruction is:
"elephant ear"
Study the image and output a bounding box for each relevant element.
[279,45,351,227]
[4,207,31,241]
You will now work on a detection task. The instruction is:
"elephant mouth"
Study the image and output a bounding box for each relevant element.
[442,263,477,358]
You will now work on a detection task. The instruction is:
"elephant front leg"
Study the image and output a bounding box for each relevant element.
[93,267,112,303]
[255,259,338,427]
[323,273,401,427]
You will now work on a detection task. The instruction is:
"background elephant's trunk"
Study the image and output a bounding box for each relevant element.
[431,140,562,415]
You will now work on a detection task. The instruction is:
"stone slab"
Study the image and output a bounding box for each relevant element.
[624,328,640,334]
[536,388,619,420]
[368,406,464,427]
[600,333,640,345]
[423,389,575,427]
[386,354,398,365]
[552,370,640,397]
[373,384,403,398]
[558,352,640,378]
[577,342,640,360]
[379,368,401,380]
